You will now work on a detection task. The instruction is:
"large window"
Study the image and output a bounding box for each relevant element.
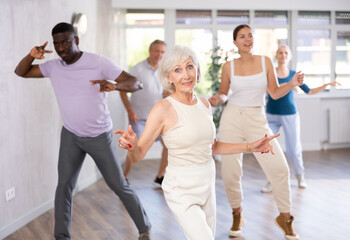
[336,31,350,89]
[126,28,164,69]
[176,10,212,25]
[254,11,288,25]
[123,9,350,93]
[217,30,237,62]
[254,28,288,60]
[253,11,289,62]
[175,29,213,95]
[298,11,331,25]
[126,9,164,25]
[125,10,165,69]
[296,11,332,89]
[175,10,213,95]
[217,10,249,25]
[336,11,350,24]
[297,29,331,88]
[216,10,250,62]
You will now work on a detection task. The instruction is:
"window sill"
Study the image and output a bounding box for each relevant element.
[295,89,350,99]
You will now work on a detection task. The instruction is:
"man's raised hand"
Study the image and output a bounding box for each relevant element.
[30,41,53,59]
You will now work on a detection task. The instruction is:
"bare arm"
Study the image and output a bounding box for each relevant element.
[14,41,53,78]
[90,71,143,93]
[266,57,304,100]
[308,82,341,95]
[208,61,230,107]
[212,133,280,155]
[115,100,171,163]
[120,91,138,124]
[115,71,143,92]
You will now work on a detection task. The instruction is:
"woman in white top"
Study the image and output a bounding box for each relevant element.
[116,45,279,240]
[209,25,303,240]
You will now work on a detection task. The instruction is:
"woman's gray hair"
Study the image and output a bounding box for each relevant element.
[158,45,201,92]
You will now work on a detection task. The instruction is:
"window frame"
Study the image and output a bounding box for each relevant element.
[123,8,350,95]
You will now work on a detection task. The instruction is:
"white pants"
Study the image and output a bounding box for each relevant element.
[162,160,216,240]
[219,103,291,213]
[267,113,305,176]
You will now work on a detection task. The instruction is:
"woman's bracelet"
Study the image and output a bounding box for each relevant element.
[247,143,251,152]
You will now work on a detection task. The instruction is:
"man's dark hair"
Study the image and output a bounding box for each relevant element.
[51,22,76,36]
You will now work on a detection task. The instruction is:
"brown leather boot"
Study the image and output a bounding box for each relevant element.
[275,215,299,240]
[229,211,245,237]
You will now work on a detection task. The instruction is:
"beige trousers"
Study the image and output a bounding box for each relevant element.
[162,160,216,240]
[219,103,291,213]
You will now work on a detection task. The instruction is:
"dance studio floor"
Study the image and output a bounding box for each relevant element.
[5,148,350,240]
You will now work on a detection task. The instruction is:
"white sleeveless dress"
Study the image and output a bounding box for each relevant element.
[161,96,216,240]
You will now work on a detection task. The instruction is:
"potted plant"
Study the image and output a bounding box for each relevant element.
[206,46,232,130]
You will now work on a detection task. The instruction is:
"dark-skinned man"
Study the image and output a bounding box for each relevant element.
[15,22,151,240]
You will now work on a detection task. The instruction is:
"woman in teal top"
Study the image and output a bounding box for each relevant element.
[262,45,340,193]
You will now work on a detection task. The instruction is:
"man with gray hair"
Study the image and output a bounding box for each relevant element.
[120,40,169,186]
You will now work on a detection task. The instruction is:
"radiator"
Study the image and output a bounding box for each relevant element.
[329,107,350,144]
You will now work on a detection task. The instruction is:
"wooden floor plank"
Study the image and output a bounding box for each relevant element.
[5,148,350,240]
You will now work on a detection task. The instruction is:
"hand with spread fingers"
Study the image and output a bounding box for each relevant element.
[250,133,280,154]
[30,41,53,59]
[90,80,117,92]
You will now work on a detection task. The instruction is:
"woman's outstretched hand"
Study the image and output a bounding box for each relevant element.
[250,133,280,154]
[114,125,137,150]
[326,81,341,87]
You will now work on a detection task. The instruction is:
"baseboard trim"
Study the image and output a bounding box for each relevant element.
[321,142,350,150]
[0,172,102,239]
[0,199,54,239]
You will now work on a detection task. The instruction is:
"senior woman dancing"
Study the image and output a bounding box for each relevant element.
[115,45,279,240]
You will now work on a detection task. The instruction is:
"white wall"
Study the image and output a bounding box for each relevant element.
[0,0,127,238]
[281,93,350,151]
[1,0,350,238]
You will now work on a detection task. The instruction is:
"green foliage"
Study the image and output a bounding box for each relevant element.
[206,46,230,129]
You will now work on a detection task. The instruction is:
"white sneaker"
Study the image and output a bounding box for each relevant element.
[296,174,307,188]
[261,182,272,193]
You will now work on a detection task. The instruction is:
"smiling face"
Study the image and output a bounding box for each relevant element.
[52,31,80,64]
[276,45,291,65]
[167,57,198,94]
[234,27,254,54]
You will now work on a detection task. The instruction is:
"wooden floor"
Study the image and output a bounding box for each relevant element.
[5,149,350,240]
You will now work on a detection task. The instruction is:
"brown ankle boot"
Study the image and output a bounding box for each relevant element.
[275,215,299,240]
[229,211,245,237]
